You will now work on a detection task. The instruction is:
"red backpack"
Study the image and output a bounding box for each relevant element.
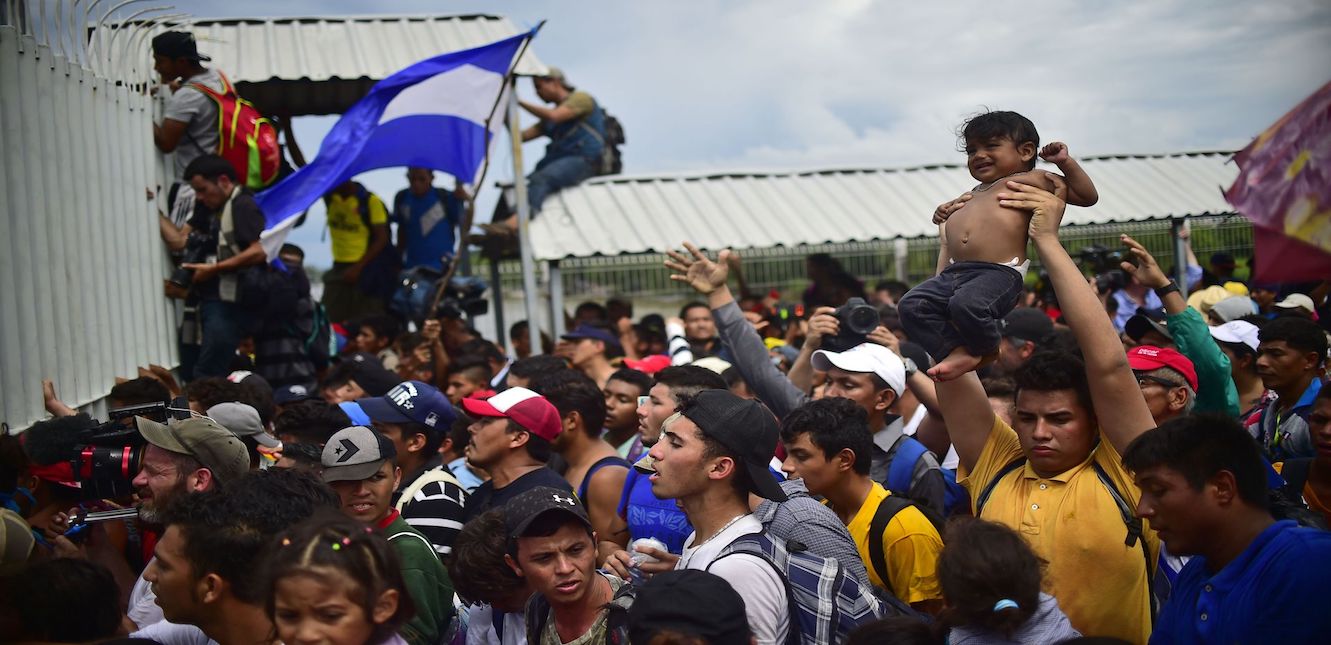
[189,72,281,189]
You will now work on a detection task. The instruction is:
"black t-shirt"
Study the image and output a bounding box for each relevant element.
[188,189,266,301]
[462,466,574,522]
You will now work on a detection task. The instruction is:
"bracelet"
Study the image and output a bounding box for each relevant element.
[902,357,918,378]
[1155,282,1180,297]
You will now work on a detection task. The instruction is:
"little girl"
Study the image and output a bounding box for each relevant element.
[938,518,1081,645]
[265,512,417,645]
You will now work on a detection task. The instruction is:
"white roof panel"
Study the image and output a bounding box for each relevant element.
[529,152,1238,261]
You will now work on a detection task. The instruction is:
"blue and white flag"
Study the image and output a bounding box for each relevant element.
[255,29,533,256]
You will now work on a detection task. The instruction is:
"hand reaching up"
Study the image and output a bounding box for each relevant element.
[665,242,731,295]
[1039,142,1070,164]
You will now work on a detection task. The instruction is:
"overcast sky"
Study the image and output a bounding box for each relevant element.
[166,0,1331,269]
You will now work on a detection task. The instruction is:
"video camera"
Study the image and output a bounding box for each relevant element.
[821,297,881,353]
[390,266,490,325]
[169,230,216,288]
[437,276,489,320]
[1077,244,1136,294]
[23,401,188,500]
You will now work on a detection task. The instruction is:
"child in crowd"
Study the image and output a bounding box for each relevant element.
[937,518,1080,644]
[264,512,416,645]
[899,110,1098,380]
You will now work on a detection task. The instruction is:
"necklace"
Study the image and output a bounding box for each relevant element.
[972,169,1028,193]
[684,513,748,560]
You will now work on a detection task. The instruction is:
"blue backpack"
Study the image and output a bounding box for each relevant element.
[886,436,968,520]
[709,532,885,645]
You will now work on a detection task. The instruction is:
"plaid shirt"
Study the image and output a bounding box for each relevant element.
[756,478,873,591]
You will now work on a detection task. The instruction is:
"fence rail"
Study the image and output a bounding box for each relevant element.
[480,214,1253,310]
[1,2,179,431]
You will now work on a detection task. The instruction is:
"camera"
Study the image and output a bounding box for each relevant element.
[822,297,880,352]
[24,402,186,500]
[436,276,489,320]
[1077,244,1137,295]
[169,230,215,288]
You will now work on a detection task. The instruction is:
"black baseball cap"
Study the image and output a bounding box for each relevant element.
[151,31,211,62]
[628,570,751,645]
[680,390,787,502]
[1001,308,1053,344]
[503,486,592,539]
[1125,308,1173,343]
[561,324,622,351]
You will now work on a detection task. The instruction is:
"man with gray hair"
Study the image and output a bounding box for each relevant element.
[1126,345,1198,425]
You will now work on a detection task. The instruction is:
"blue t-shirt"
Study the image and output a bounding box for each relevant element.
[617,469,692,555]
[393,188,460,271]
[1151,520,1331,644]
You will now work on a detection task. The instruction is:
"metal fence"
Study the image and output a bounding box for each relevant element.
[1,3,180,430]
[484,213,1254,309]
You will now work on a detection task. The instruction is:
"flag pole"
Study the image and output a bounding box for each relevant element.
[507,79,544,356]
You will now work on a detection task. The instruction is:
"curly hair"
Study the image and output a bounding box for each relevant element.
[447,510,527,606]
[780,398,873,475]
[937,518,1045,638]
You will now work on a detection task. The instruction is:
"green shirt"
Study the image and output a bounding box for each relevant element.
[1167,306,1240,417]
[382,513,455,645]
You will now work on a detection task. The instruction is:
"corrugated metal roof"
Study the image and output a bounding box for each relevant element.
[125,15,546,116]
[529,151,1239,261]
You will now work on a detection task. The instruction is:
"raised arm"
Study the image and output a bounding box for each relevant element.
[1040,142,1098,207]
[933,372,995,472]
[998,181,1154,452]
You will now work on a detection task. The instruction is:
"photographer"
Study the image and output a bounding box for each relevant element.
[665,242,946,516]
[165,154,268,380]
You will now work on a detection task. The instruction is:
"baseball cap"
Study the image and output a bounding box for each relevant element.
[461,387,563,442]
[503,486,591,539]
[624,355,671,374]
[1125,308,1172,343]
[1001,308,1054,343]
[207,402,279,449]
[679,390,787,502]
[357,381,457,430]
[1275,293,1315,314]
[1186,286,1234,318]
[1127,346,1198,391]
[274,384,314,406]
[539,66,573,89]
[1210,320,1261,352]
[151,31,211,62]
[320,426,397,483]
[629,570,751,645]
[136,417,251,484]
[691,356,732,375]
[561,324,622,351]
[1209,251,1236,267]
[811,343,906,396]
[1210,296,1256,324]
[0,508,35,575]
[339,401,372,426]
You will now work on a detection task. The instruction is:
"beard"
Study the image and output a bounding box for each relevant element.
[136,477,191,526]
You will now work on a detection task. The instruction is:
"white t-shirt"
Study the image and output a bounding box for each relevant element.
[464,604,528,645]
[901,405,960,469]
[677,514,790,645]
[132,619,215,645]
[128,565,164,630]
[162,67,224,175]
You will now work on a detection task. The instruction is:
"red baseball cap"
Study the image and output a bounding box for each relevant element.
[1127,345,1198,391]
[461,387,563,442]
[625,355,671,374]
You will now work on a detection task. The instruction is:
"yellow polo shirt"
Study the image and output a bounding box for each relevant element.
[843,482,943,604]
[958,416,1158,644]
[326,191,388,264]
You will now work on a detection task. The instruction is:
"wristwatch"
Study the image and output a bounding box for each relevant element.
[902,357,919,379]
[1154,281,1180,298]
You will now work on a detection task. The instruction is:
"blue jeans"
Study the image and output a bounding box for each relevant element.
[528,155,596,217]
[195,300,254,378]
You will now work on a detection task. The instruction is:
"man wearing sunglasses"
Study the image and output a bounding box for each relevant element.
[1126,346,1198,426]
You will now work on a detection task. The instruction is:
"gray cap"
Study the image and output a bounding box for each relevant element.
[136,416,251,484]
[1210,296,1256,324]
[207,402,280,448]
[320,426,397,483]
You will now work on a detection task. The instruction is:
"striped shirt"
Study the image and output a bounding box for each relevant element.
[395,460,468,557]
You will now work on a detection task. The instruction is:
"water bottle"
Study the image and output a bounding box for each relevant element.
[628,537,668,585]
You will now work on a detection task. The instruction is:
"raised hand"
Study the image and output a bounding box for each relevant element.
[664,242,731,295]
[1120,234,1170,289]
[1039,142,1070,164]
[998,178,1067,242]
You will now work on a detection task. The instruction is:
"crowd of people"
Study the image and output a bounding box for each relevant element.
[2,32,1330,645]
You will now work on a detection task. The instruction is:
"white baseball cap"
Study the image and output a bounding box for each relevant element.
[1274,294,1315,314]
[811,343,906,395]
[1209,320,1261,352]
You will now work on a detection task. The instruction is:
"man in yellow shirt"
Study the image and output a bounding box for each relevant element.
[933,181,1159,642]
[321,180,392,322]
[780,397,943,614]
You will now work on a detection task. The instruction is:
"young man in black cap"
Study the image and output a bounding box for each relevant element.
[321,425,454,645]
[504,486,635,644]
[645,389,790,644]
[150,31,223,185]
[358,380,468,557]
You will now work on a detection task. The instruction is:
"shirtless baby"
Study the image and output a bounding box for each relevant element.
[898,110,1098,380]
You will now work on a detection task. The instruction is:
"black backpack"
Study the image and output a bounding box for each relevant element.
[866,494,942,600]
[324,184,402,302]
[579,106,625,176]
